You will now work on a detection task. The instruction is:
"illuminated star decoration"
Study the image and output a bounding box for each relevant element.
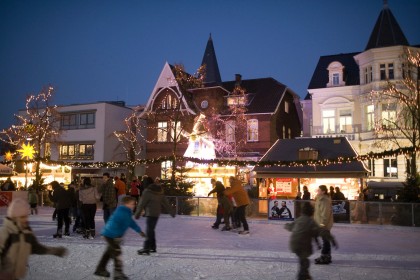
[5,151,13,161]
[17,143,36,160]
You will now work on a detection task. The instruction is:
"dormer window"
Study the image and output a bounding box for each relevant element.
[226,95,247,106]
[327,61,345,87]
[161,94,177,109]
[298,147,318,160]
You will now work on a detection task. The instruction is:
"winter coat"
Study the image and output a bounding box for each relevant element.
[302,191,311,200]
[0,217,58,279]
[224,179,250,207]
[115,178,127,196]
[101,205,142,238]
[48,185,72,210]
[285,215,333,258]
[314,194,334,230]
[28,189,38,204]
[135,184,174,218]
[98,178,117,209]
[79,184,100,205]
[333,191,346,201]
[130,182,140,196]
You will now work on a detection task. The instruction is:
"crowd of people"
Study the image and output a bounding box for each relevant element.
[1,175,345,280]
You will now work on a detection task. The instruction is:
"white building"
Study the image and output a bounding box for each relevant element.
[302,2,420,183]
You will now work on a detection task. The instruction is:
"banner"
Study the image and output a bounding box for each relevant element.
[0,192,13,207]
[268,199,294,221]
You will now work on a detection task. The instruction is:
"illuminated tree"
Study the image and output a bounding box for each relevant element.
[0,85,60,189]
[114,107,144,180]
[208,82,248,158]
[370,47,420,179]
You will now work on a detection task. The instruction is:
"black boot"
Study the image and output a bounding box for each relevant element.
[53,229,63,238]
[315,254,331,265]
[137,249,150,255]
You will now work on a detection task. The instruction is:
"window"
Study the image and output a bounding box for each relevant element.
[299,147,318,160]
[288,128,291,139]
[284,101,289,113]
[332,73,339,86]
[381,103,397,129]
[327,61,344,87]
[60,111,96,130]
[380,63,394,80]
[79,112,95,129]
[364,66,373,84]
[61,114,77,130]
[225,121,235,142]
[247,119,258,142]
[59,143,94,160]
[157,122,168,142]
[282,126,286,139]
[368,159,376,176]
[384,158,398,177]
[339,110,352,133]
[227,95,246,106]
[161,160,172,179]
[161,95,176,109]
[322,110,335,134]
[366,105,375,131]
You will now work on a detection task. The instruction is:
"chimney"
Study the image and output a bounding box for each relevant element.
[235,74,242,86]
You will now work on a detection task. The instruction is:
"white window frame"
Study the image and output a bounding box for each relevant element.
[384,158,398,178]
[170,121,181,142]
[322,110,335,134]
[157,122,168,142]
[381,103,397,129]
[247,119,258,142]
[366,105,375,131]
[339,109,352,133]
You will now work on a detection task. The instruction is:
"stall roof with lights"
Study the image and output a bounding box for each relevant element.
[253,137,369,178]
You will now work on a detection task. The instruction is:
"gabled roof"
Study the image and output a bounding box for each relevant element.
[365,2,409,51]
[308,52,360,90]
[253,137,368,178]
[201,34,222,86]
[221,77,289,114]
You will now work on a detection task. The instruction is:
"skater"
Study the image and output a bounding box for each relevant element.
[94,196,145,280]
[314,185,334,265]
[27,186,38,215]
[0,198,67,279]
[79,177,100,239]
[114,176,127,205]
[48,181,72,238]
[285,202,338,280]
[208,178,221,229]
[224,176,250,234]
[99,172,117,223]
[208,181,233,231]
[135,179,175,255]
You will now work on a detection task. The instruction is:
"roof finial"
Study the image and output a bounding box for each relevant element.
[383,0,388,8]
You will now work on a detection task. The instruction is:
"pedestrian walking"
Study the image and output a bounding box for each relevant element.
[314,185,334,265]
[79,177,100,239]
[224,176,250,235]
[48,181,72,238]
[135,179,175,255]
[0,198,67,280]
[27,186,38,215]
[94,196,145,280]
[285,202,338,280]
[98,172,117,223]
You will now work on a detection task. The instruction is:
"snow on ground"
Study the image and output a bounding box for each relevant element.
[1,207,420,280]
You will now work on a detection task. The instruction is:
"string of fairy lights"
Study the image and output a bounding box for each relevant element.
[3,145,419,169]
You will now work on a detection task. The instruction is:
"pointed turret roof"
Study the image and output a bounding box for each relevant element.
[201,34,222,86]
[365,1,409,51]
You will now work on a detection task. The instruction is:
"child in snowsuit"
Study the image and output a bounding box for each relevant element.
[95,196,145,280]
[0,198,67,280]
[284,202,338,280]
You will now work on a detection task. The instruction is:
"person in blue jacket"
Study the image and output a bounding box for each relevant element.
[94,196,145,280]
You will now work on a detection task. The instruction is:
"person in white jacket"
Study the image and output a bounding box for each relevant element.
[79,177,100,239]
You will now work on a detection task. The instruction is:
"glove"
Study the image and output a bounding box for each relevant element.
[139,231,146,238]
[49,246,68,257]
[134,213,141,220]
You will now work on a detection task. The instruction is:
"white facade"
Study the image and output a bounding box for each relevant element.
[50,102,135,175]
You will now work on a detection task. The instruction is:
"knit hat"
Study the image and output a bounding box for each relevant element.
[7,198,30,218]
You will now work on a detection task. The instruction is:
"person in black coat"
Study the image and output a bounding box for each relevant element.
[302,186,311,200]
[48,181,72,238]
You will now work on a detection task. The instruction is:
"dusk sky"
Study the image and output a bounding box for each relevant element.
[1,0,419,130]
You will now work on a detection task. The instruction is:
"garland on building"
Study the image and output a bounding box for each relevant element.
[2,145,419,169]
